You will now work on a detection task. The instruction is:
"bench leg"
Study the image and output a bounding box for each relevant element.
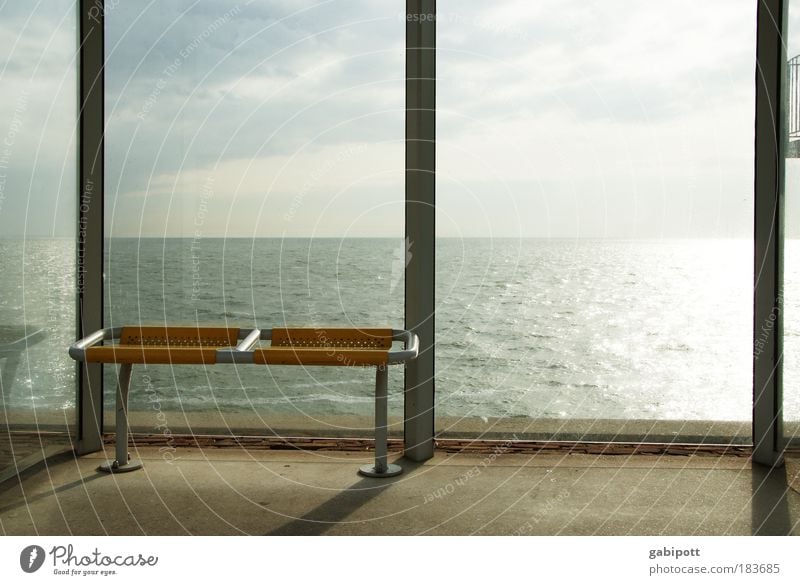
[99,363,142,473]
[359,365,402,478]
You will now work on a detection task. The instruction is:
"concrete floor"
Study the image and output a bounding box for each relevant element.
[0,447,798,535]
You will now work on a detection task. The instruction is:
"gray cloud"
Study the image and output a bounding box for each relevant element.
[2,0,759,238]
[0,0,76,237]
[104,0,404,210]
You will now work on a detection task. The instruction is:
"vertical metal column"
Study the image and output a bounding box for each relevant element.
[404,0,436,462]
[359,365,402,477]
[99,364,142,472]
[77,0,105,455]
[753,0,787,467]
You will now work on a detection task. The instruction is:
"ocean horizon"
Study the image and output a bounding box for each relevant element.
[2,236,799,431]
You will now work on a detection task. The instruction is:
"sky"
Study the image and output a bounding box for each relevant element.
[0,0,784,238]
[0,0,77,238]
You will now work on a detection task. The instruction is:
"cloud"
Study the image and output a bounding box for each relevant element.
[104,0,405,225]
[1,0,758,238]
[0,1,76,237]
[434,0,755,237]
[107,139,403,237]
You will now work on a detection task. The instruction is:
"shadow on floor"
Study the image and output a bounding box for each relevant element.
[0,452,106,515]
[267,458,422,535]
[786,458,800,495]
[751,462,794,535]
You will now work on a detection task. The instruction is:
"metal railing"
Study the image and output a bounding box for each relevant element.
[788,55,800,143]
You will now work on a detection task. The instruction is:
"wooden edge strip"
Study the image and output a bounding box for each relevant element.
[84,347,218,364]
[107,433,755,457]
[252,348,389,366]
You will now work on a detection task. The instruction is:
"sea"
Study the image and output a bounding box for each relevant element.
[2,237,799,426]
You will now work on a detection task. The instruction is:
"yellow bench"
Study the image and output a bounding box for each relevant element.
[70,326,419,477]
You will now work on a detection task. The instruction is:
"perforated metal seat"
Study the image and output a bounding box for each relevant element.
[84,326,240,364]
[255,327,393,366]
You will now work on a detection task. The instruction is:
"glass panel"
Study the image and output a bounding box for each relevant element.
[436,0,755,442]
[0,1,77,478]
[783,1,800,447]
[105,1,404,438]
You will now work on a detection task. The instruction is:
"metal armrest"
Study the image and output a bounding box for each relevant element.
[68,327,121,361]
[217,328,262,363]
[388,329,419,364]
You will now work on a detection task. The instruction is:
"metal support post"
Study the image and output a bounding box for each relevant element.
[359,365,402,477]
[98,364,142,472]
[404,0,436,462]
[753,0,787,466]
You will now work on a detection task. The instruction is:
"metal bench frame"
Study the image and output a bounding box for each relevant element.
[70,326,419,478]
